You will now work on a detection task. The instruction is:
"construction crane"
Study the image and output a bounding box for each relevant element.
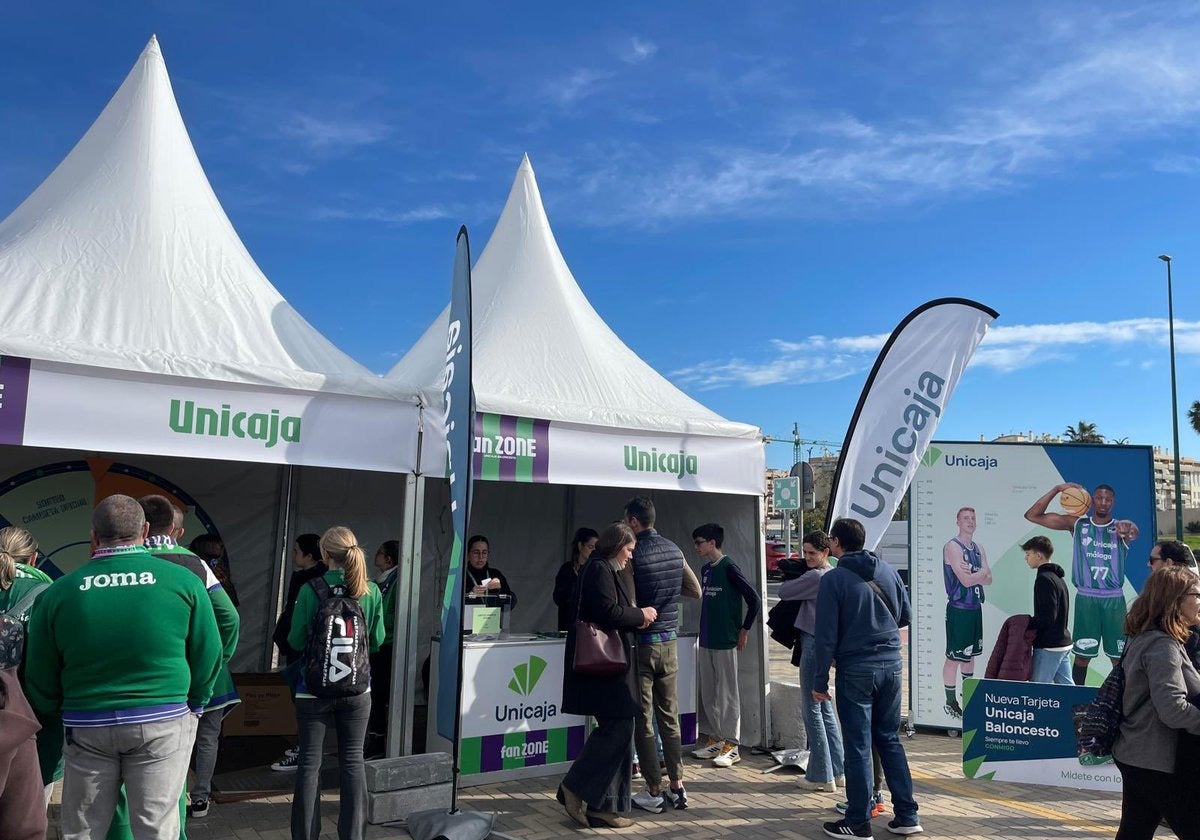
[763,422,841,466]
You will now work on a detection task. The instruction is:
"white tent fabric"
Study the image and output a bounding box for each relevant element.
[0,36,401,400]
[388,155,760,439]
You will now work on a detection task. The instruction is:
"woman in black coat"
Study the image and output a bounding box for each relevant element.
[558,523,655,829]
[553,527,598,633]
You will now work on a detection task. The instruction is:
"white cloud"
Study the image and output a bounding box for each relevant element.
[620,37,658,64]
[280,112,391,150]
[672,317,1200,389]
[541,68,613,108]
[572,7,1200,223]
[313,204,450,224]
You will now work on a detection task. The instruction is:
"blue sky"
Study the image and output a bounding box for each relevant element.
[2,2,1199,469]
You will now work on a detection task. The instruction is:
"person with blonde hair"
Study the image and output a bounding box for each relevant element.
[1111,565,1200,839]
[0,526,49,625]
[287,526,384,840]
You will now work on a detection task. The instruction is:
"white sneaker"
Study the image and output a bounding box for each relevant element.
[691,737,723,759]
[799,777,837,792]
[712,744,740,768]
[631,789,666,814]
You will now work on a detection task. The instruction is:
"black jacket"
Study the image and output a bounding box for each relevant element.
[1028,563,1071,649]
[273,561,327,661]
[561,558,644,718]
[553,561,581,633]
[463,565,518,610]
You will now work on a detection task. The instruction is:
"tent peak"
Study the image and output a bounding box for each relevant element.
[518,153,533,173]
[144,34,161,56]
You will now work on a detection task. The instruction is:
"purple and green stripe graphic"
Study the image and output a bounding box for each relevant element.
[461,724,585,774]
[0,357,31,446]
[473,413,550,483]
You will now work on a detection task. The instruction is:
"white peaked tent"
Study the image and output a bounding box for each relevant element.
[0,37,423,671]
[388,156,771,749]
[0,35,421,467]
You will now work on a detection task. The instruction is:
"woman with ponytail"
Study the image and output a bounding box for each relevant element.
[0,526,49,625]
[287,527,384,840]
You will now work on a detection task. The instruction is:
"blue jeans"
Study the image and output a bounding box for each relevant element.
[292,693,371,840]
[799,631,844,783]
[1031,648,1072,685]
[835,663,919,829]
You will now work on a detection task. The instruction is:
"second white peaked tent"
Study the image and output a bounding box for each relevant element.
[391,154,763,493]
[390,156,770,752]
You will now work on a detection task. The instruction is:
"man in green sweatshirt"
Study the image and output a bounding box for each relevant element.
[25,494,221,840]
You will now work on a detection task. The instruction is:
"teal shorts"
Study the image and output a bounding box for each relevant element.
[945,605,983,662]
[1072,594,1126,659]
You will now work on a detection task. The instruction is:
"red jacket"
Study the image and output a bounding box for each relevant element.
[984,615,1036,682]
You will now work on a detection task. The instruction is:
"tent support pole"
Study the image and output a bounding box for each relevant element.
[264,464,296,671]
[754,492,771,748]
[388,472,425,758]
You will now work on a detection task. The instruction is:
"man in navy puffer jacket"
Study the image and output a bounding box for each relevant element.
[625,497,689,812]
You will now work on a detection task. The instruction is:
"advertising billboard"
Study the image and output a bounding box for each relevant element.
[908,441,1155,731]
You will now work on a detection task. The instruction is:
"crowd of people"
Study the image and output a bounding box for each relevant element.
[7,486,1200,840]
[0,493,401,840]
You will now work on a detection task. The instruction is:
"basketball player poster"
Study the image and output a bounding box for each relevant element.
[907,441,1155,735]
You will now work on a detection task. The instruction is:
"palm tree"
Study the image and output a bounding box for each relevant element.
[1189,401,1200,436]
[1063,421,1103,444]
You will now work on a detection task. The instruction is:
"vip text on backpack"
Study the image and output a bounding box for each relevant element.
[303,578,370,698]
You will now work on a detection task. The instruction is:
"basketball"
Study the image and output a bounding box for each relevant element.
[1059,487,1091,516]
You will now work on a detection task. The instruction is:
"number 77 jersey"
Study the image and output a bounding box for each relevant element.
[1071,517,1127,597]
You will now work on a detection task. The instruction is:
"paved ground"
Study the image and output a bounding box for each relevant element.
[47,729,1156,840]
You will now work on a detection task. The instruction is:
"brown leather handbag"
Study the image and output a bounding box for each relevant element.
[572,566,628,677]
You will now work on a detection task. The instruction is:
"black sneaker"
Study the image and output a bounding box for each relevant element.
[823,819,871,838]
[188,799,209,819]
[887,818,924,835]
[944,698,963,719]
[667,784,688,810]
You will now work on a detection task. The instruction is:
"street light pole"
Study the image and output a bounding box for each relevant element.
[1159,254,1184,540]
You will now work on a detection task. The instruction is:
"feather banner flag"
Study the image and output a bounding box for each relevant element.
[436,227,475,743]
[827,298,998,552]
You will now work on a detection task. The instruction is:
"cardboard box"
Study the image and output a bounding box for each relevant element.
[222,672,296,737]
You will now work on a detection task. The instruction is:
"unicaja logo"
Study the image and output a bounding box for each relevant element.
[623,446,698,479]
[921,446,942,467]
[169,399,301,449]
[508,655,547,696]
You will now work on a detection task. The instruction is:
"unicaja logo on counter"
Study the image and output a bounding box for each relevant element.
[496,655,557,722]
[508,655,546,696]
[168,399,302,449]
[623,446,698,479]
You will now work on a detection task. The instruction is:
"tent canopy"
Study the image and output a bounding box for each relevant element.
[0,36,404,401]
[389,156,760,440]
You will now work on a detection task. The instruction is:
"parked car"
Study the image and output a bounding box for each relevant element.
[765,540,800,579]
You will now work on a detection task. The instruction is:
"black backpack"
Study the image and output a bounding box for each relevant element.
[1076,660,1125,759]
[302,578,370,698]
[0,582,49,669]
